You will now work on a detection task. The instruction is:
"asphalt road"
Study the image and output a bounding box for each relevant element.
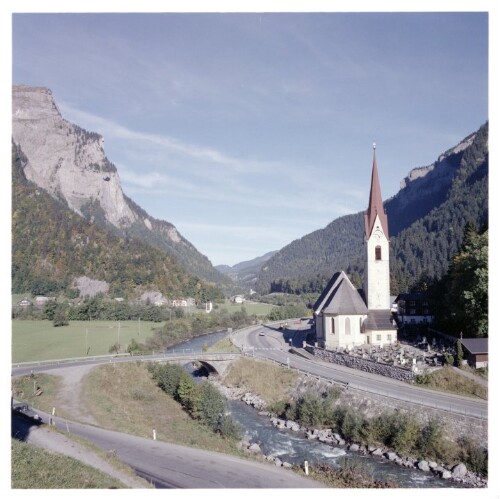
[19,409,323,489]
[233,322,488,420]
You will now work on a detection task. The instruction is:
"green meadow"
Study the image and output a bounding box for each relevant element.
[216,300,275,316]
[12,320,164,363]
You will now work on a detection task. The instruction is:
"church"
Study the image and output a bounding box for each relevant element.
[313,145,397,349]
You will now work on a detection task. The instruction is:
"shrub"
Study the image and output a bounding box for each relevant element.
[196,382,228,430]
[458,437,488,476]
[216,414,242,440]
[444,352,454,366]
[148,363,186,397]
[340,408,363,442]
[455,340,464,367]
[387,411,420,454]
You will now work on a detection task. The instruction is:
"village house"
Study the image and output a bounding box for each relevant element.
[395,292,433,325]
[172,297,196,307]
[459,338,488,369]
[34,295,55,306]
[314,145,397,349]
[16,297,33,307]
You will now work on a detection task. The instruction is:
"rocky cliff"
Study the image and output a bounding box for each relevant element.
[12,85,230,287]
[12,86,135,228]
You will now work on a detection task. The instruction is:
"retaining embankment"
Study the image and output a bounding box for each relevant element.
[306,346,415,382]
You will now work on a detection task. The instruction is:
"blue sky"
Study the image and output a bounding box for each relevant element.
[10,7,490,266]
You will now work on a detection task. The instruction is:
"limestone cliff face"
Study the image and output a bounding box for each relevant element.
[12,85,136,229]
[399,132,476,190]
[12,85,230,286]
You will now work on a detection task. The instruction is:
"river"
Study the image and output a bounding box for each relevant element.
[174,329,464,488]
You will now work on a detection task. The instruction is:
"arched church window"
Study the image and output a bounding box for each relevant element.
[331,317,335,335]
[345,317,351,335]
[375,245,382,260]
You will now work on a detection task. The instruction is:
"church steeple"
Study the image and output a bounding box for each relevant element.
[364,143,389,239]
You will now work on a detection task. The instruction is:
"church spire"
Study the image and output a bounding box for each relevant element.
[364,143,389,239]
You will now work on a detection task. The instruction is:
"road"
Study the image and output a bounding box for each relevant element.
[233,322,488,420]
[12,407,322,489]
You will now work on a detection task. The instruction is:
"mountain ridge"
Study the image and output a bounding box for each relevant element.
[12,84,231,288]
[255,122,488,294]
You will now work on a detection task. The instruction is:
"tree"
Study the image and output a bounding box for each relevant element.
[456,340,464,367]
[52,305,69,327]
[431,228,488,337]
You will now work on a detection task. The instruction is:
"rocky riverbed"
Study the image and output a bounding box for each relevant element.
[212,381,487,488]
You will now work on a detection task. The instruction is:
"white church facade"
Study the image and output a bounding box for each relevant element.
[314,145,397,349]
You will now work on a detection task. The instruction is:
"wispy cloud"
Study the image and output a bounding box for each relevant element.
[59,101,363,219]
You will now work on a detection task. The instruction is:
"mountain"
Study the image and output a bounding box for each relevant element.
[11,85,230,288]
[216,250,278,287]
[256,123,488,295]
[11,143,224,302]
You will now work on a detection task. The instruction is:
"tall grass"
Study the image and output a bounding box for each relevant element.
[11,439,127,489]
[81,362,243,455]
[415,366,487,399]
[223,357,298,403]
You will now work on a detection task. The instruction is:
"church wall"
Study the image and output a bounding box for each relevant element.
[323,313,368,349]
[315,314,325,347]
[365,328,396,347]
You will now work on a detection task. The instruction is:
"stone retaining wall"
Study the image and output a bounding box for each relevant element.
[307,346,415,382]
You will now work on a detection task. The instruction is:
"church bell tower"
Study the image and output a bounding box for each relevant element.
[364,144,390,310]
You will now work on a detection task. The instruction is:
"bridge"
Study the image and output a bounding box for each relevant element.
[12,351,243,377]
[158,352,242,376]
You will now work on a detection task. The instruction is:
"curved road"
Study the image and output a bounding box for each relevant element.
[11,347,322,488]
[13,408,322,489]
[233,322,488,420]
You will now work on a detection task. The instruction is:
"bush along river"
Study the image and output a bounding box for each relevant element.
[172,330,481,488]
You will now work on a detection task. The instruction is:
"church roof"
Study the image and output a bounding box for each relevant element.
[364,309,396,331]
[314,271,368,316]
[364,146,389,239]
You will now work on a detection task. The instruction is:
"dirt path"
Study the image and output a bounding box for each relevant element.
[19,364,149,488]
[50,364,99,425]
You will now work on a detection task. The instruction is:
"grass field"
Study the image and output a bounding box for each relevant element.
[11,438,129,489]
[215,299,275,316]
[223,357,298,403]
[12,320,165,363]
[82,362,244,455]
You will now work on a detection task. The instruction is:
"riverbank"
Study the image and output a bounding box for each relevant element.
[211,361,487,488]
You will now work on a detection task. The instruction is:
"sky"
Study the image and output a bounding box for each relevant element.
[8,5,491,266]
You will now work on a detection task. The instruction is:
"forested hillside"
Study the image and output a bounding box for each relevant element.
[257,122,488,295]
[12,85,231,289]
[11,144,224,303]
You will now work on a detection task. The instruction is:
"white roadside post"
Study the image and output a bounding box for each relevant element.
[153,428,157,440]
[304,460,309,475]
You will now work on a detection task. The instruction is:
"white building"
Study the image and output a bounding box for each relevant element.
[314,145,397,349]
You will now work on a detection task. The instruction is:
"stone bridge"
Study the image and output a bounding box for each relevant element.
[156,352,242,376]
